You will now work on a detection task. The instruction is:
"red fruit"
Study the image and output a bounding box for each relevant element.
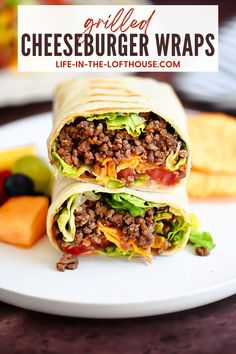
[0,170,12,205]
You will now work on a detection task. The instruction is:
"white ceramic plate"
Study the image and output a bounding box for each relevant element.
[0,113,235,318]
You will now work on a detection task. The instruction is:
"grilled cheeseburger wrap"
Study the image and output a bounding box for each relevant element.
[47,77,191,191]
[47,176,191,271]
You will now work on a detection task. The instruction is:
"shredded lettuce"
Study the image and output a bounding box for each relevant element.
[52,142,78,177]
[189,231,215,251]
[154,208,189,246]
[189,213,215,251]
[167,216,187,245]
[154,211,173,222]
[103,246,132,257]
[57,192,100,242]
[107,178,125,189]
[166,142,186,171]
[87,112,146,137]
[105,193,153,217]
[57,195,77,242]
[154,211,172,234]
[155,222,164,234]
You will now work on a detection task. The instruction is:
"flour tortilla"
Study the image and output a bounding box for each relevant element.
[47,175,190,256]
[47,76,191,190]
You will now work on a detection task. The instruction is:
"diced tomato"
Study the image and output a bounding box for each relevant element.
[63,245,90,255]
[147,167,178,186]
[117,168,136,181]
[63,235,111,255]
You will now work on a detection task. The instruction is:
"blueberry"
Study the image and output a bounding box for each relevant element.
[4,173,34,197]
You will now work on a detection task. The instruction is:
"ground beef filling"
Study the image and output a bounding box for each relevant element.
[54,199,173,263]
[56,112,188,180]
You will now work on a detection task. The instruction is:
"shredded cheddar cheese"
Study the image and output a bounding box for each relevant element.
[152,236,167,249]
[116,156,141,172]
[97,222,152,260]
[91,155,156,184]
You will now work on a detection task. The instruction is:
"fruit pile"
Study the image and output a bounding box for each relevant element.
[0,145,52,248]
[0,145,53,205]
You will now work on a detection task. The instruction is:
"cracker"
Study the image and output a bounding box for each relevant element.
[187,169,236,198]
[188,112,236,174]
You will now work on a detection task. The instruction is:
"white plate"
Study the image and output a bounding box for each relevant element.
[0,113,235,318]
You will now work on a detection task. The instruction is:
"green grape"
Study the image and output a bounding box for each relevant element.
[13,155,53,195]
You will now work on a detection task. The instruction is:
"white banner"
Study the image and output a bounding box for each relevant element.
[18,5,218,72]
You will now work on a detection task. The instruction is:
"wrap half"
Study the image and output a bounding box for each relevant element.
[47,176,191,270]
[47,77,191,191]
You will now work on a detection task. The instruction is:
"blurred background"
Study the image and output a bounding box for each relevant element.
[0,0,236,124]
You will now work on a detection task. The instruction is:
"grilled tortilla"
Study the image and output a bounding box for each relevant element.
[47,77,191,191]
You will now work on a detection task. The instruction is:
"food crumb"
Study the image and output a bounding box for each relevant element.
[56,254,79,271]
[195,247,210,257]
